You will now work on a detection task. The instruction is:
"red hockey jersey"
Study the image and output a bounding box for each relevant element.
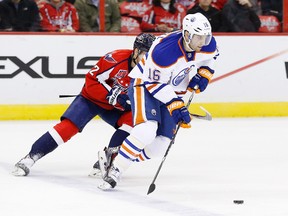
[81,49,133,110]
[39,1,79,32]
[140,3,186,31]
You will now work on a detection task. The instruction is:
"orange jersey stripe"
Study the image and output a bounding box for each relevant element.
[146,83,158,91]
[135,79,145,124]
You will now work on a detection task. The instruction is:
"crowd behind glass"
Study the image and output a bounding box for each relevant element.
[0,0,284,32]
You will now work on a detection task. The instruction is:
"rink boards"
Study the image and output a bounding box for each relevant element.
[0,33,288,119]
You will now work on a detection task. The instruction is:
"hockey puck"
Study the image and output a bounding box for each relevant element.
[233,200,244,204]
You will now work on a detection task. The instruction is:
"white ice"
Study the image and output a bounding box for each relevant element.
[1,117,288,216]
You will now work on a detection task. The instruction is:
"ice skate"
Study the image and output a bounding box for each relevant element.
[98,164,121,190]
[12,155,35,176]
[93,147,119,179]
[88,161,102,178]
[98,149,108,178]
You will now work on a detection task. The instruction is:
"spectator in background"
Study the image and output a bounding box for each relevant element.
[0,3,13,30]
[211,0,227,10]
[260,0,282,22]
[220,0,261,32]
[39,0,79,32]
[0,0,40,31]
[175,0,227,11]
[175,0,196,10]
[140,0,186,32]
[74,0,121,32]
[65,0,76,4]
[187,0,223,32]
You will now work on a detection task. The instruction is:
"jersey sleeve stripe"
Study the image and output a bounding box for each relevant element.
[146,83,158,91]
[147,83,167,96]
[136,63,144,74]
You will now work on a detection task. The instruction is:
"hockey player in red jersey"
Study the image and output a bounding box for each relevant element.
[12,33,156,177]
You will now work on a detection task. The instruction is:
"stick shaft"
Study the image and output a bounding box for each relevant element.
[147,91,195,194]
[59,95,77,98]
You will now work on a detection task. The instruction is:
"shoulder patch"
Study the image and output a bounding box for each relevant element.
[104,52,117,63]
[104,49,132,63]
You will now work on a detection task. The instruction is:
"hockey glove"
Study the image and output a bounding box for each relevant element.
[166,98,191,127]
[106,87,131,111]
[188,68,214,93]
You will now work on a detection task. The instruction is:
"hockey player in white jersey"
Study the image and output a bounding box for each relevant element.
[99,13,220,190]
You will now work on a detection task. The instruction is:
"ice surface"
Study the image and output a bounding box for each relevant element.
[1,118,288,216]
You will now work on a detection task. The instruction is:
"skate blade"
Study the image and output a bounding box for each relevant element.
[97,181,113,191]
[88,168,102,178]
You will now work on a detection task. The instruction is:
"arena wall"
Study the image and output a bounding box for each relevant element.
[1,33,288,119]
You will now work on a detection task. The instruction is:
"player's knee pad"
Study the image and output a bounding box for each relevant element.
[130,120,157,145]
[51,119,79,144]
[117,121,157,164]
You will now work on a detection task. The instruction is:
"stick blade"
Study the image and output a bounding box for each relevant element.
[147,183,156,195]
[199,106,212,120]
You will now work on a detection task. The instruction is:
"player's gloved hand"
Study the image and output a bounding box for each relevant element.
[188,68,214,93]
[166,98,191,127]
[106,87,131,111]
[116,93,131,111]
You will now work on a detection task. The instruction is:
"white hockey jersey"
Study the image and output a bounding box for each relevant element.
[129,30,219,104]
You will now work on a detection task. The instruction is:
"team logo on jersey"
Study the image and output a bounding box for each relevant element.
[190,17,196,22]
[172,65,194,86]
[112,70,130,90]
[104,53,117,63]
[115,70,128,79]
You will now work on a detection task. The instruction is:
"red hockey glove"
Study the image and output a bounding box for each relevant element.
[188,68,214,93]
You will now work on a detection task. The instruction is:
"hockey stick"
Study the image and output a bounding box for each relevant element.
[59,91,131,107]
[147,91,196,195]
[58,94,111,106]
[190,106,212,121]
[59,95,77,98]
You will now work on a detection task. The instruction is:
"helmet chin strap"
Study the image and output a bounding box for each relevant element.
[132,54,138,65]
[132,58,137,66]
[132,49,141,66]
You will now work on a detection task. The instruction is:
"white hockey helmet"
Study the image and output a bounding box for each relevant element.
[182,13,212,47]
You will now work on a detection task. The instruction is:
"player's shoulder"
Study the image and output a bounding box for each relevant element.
[151,32,183,67]
[108,49,133,58]
[103,49,132,63]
